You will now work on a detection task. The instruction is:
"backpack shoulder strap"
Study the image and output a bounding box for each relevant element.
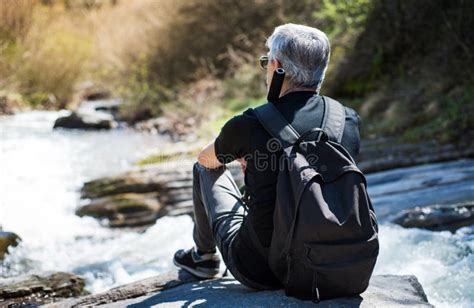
[254,96,347,146]
[253,102,300,148]
[321,96,346,143]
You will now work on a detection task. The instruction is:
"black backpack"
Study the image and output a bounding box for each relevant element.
[253,96,379,302]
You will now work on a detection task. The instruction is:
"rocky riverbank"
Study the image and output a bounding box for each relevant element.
[358,138,474,173]
[77,156,243,228]
[0,272,86,307]
[41,140,474,306]
[75,138,474,231]
[2,126,473,306]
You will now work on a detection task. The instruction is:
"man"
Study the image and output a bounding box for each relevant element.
[173,23,361,290]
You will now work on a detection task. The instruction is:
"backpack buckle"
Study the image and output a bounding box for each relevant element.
[285,255,292,285]
[294,128,328,146]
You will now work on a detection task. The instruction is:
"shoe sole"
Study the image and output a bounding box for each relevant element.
[173,258,219,279]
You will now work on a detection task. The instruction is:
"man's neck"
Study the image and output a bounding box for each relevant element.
[278,79,316,97]
[279,86,316,97]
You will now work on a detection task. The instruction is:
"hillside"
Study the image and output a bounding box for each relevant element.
[0,0,472,143]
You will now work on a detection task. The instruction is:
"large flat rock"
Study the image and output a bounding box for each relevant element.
[51,272,432,307]
[367,159,474,218]
[357,138,474,173]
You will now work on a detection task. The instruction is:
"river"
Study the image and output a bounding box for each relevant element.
[0,111,472,307]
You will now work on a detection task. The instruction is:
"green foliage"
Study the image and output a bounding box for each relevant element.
[329,0,474,97]
[401,81,474,143]
[224,96,262,114]
[321,0,474,144]
[117,57,174,123]
[222,63,266,103]
[313,0,373,38]
[24,92,53,108]
[311,0,374,96]
[136,148,199,166]
[199,96,264,138]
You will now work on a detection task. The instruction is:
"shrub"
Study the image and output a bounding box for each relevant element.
[117,57,174,123]
[15,25,93,106]
[0,0,35,44]
[0,0,36,87]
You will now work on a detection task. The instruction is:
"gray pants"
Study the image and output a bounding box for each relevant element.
[191,162,264,289]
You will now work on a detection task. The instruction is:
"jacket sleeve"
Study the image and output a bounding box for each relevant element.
[340,106,361,159]
[214,114,250,164]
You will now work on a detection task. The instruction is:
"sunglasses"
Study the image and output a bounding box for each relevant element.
[259,55,269,69]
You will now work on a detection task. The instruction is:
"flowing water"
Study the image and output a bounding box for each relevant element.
[0,111,472,307]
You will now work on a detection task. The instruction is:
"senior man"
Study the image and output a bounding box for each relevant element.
[174,24,361,290]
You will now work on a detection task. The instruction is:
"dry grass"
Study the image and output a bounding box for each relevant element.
[0,0,285,113]
[0,0,186,106]
[15,6,93,105]
[87,0,184,73]
[0,0,35,42]
[0,0,36,87]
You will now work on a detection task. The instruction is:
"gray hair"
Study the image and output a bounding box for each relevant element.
[266,24,331,92]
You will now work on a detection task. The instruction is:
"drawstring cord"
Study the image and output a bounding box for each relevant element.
[312,271,321,303]
[222,186,249,278]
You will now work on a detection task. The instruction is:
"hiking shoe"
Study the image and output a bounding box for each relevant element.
[173,247,220,279]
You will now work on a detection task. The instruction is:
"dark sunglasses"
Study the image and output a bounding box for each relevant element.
[259,55,269,69]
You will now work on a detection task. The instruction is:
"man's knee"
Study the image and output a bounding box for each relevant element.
[193,161,226,178]
[193,161,203,177]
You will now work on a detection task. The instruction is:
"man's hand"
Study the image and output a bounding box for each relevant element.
[197,141,223,169]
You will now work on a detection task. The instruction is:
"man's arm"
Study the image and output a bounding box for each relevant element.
[197,141,223,169]
[199,113,249,169]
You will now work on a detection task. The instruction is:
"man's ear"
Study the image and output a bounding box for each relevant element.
[275,59,282,68]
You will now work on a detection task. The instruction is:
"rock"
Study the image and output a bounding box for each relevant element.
[80,154,473,229]
[77,99,123,120]
[81,160,242,199]
[358,138,474,173]
[50,270,198,307]
[0,92,26,115]
[367,159,474,218]
[0,272,86,307]
[78,161,195,228]
[76,192,162,228]
[78,160,244,227]
[53,98,122,130]
[134,116,198,142]
[134,117,170,135]
[53,110,116,130]
[392,201,474,232]
[51,271,432,307]
[0,231,21,259]
[80,168,173,199]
